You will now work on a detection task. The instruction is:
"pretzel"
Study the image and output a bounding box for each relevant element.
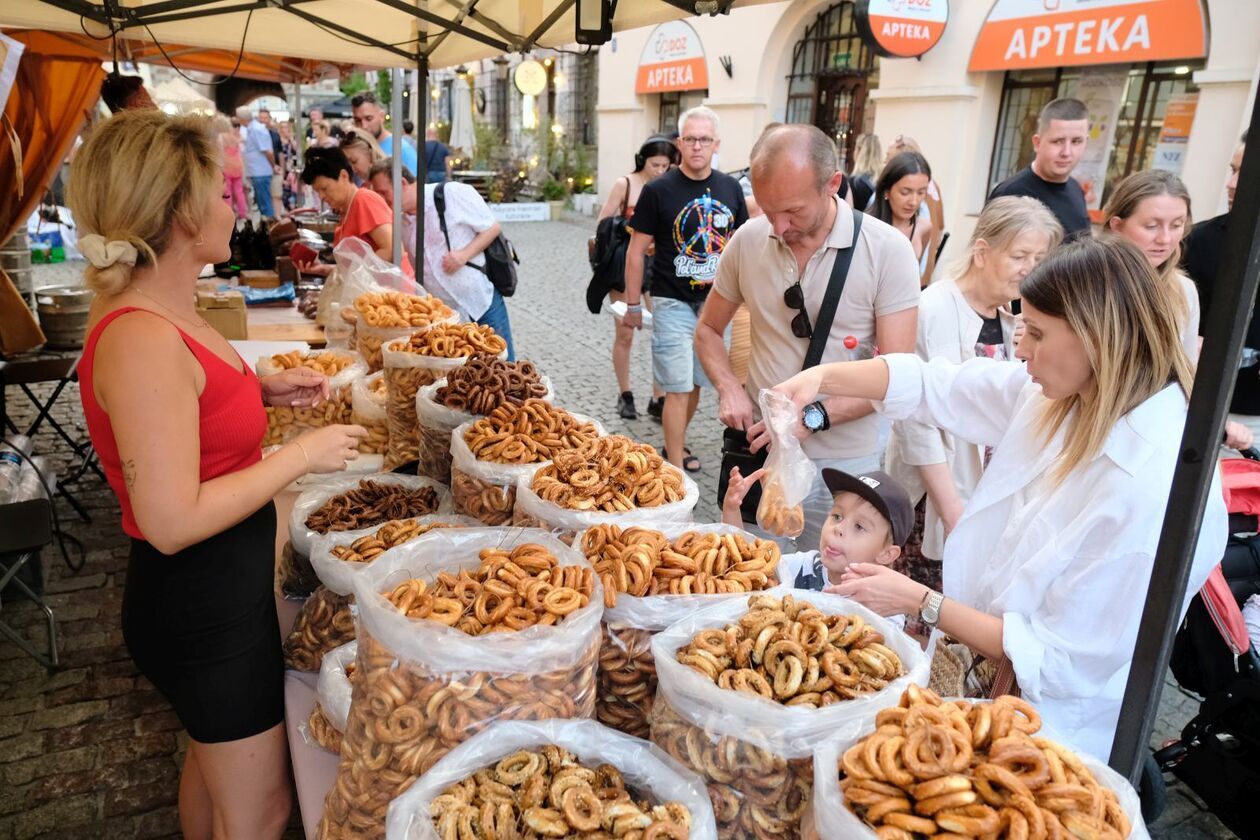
[435,354,548,414]
[328,519,460,565]
[316,617,599,838]
[757,477,805,538]
[674,594,903,707]
[380,544,596,635]
[353,291,455,329]
[837,687,1131,840]
[265,349,355,378]
[304,480,441,534]
[262,397,352,447]
[307,704,342,753]
[384,364,431,469]
[396,322,508,359]
[352,375,390,455]
[283,586,356,672]
[530,436,686,514]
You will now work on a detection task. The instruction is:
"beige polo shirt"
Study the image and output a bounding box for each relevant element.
[712,199,921,459]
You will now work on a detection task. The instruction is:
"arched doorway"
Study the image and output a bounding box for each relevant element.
[784,1,877,168]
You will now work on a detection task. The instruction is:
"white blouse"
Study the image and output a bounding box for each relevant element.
[877,353,1226,761]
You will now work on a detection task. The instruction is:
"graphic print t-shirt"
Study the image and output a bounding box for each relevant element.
[975,313,1007,360]
[629,168,748,304]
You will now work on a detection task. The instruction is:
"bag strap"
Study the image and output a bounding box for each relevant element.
[803,206,863,371]
[436,183,491,276]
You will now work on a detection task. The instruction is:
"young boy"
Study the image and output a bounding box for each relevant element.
[724,466,913,604]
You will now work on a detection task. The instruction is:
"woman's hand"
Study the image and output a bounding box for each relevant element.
[295,425,369,473]
[722,466,765,525]
[829,563,927,618]
[1225,420,1254,452]
[772,367,826,411]
[294,259,333,277]
[261,368,329,407]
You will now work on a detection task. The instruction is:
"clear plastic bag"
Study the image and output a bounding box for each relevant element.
[335,236,420,309]
[809,699,1150,840]
[577,522,780,739]
[316,639,358,732]
[288,473,453,558]
[308,513,482,596]
[258,351,368,446]
[512,468,700,539]
[649,589,930,840]
[283,585,355,672]
[351,372,390,455]
[755,389,815,538]
[383,718,720,840]
[318,529,603,839]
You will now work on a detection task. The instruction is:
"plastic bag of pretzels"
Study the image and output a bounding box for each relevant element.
[512,435,701,538]
[316,528,604,839]
[575,522,782,739]
[648,589,930,840]
[449,403,605,526]
[808,686,1149,840]
[414,358,554,483]
[755,390,818,539]
[306,640,359,754]
[350,372,390,456]
[381,326,509,470]
[383,717,720,840]
[258,350,367,448]
[288,473,454,560]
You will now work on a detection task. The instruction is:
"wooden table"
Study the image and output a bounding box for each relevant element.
[247,304,326,346]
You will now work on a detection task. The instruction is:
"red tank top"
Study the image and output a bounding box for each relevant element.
[79,307,266,540]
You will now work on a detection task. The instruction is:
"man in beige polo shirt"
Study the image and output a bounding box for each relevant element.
[696,124,920,551]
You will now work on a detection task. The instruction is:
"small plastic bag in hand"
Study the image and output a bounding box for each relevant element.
[755,389,815,538]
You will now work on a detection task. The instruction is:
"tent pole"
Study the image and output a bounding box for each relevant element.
[293,81,303,168]
[391,67,404,267]
[417,53,428,291]
[1109,86,1260,783]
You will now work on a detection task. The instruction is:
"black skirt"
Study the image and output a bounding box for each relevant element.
[123,502,284,744]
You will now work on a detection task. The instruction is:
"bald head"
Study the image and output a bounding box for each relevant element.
[750,124,838,190]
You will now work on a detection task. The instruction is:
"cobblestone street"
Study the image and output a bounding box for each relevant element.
[0,219,1236,838]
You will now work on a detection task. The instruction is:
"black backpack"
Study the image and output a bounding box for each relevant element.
[434,183,520,297]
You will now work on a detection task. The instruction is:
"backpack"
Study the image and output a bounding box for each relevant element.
[434,183,520,297]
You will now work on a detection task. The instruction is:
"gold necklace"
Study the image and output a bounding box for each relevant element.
[133,286,211,329]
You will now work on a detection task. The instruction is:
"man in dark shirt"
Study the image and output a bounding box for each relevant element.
[624,106,748,472]
[1186,132,1255,450]
[989,98,1091,239]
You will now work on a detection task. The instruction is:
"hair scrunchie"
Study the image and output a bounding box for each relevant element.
[79,234,139,270]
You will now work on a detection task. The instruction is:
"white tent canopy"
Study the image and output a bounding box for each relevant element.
[152,77,215,113]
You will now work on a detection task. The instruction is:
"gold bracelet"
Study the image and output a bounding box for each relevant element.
[293,440,311,473]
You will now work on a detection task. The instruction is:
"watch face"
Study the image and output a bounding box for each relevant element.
[803,405,824,431]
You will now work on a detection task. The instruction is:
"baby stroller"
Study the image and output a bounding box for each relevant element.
[1154,452,1260,839]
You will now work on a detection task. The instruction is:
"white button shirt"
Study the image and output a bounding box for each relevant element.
[878,353,1226,761]
[420,182,497,320]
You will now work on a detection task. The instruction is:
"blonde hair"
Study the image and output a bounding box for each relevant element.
[67,109,220,296]
[1021,236,1194,484]
[1101,169,1192,324]
[340,126,385,163]
[953,196,1063,277]
[852,133,882,179]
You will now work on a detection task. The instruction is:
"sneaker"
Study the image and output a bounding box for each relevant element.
[647,396,664,422]
[617,391,638,420]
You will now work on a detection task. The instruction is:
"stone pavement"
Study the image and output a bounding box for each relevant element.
[0,220,1236,838]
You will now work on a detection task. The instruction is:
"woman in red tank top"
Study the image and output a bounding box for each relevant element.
[70,109,366,840]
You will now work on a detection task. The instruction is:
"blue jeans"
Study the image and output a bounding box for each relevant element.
[476,290,515,361]
[249,176,275,218]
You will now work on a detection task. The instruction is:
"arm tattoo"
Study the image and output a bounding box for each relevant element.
[122,459,137,491]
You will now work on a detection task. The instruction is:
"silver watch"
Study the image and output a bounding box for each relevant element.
[919,590,945,629]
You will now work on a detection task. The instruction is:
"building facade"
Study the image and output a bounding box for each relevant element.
[597,0,1258,247]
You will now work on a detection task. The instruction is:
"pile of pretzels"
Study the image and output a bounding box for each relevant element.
[283,586,355,672]
[382,543,596,636]
[674,594,905,706]
[435,355,548,415]
[463,400,600,465]
[328,519,459,565]
[430,747,692,840]
[838,686,1131,840]
[757,478,806,539]
[304,480,441,534]
[353,291,454,329]
[263,401,351,447]
[353,375,390,455]
[531,436,686,513]
[265,350,355,377]
[308,704,342,753]
[398,323,508,359]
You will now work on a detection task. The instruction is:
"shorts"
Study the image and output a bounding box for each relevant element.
[651,296,711,393]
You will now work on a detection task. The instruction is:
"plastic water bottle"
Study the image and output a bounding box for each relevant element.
[0,435,32,505]
[843,335,877,361]
[16,456,53,502]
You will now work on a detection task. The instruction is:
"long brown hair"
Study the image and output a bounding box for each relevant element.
[1101,169,1192,324]
[1020,236,1194,483]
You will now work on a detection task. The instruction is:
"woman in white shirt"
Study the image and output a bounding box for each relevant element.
[886,197,1062,632]
[773,236,1227,760]
[1103,169,1253,452]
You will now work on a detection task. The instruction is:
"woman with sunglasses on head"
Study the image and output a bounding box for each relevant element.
[596,135,679,419]
[773,236,1226,759]
[338,126,385,185]
[870,151,939,287]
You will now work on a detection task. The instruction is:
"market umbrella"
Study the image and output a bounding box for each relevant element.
[449,76,475,157]
[152,76,215,114]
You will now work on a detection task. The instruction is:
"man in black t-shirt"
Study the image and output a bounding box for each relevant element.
[624,106,748,472]
[988,98,1091,239]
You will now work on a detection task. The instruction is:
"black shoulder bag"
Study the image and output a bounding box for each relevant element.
[585,177,633,313]
[717,207,864,523]
[434,182,520,297]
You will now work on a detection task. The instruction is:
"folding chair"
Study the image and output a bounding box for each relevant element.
[0,497,58,671]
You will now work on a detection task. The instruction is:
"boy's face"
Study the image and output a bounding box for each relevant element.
[818,491,900,583]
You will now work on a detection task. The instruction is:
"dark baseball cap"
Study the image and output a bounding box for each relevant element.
[821,469,914,547]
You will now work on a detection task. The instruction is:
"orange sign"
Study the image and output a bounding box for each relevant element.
[635,20,709,95]
[969,0,1208,72]
[857,0,949,59]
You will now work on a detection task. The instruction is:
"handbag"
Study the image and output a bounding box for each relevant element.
[717,207,864,523]
[434,183,520,297]
[585,177,632,314]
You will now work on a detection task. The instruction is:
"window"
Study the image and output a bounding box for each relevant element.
[988,61,1203,204]
[659,90,708,134]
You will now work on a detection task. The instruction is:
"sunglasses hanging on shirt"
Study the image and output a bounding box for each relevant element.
[784,281,812,339]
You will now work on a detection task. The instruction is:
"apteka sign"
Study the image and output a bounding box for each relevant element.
[636,20,709,95]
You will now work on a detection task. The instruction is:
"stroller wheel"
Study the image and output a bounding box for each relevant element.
[1139,753,1168,824]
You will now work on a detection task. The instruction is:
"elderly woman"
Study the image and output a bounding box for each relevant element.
[775,236,1226,760]
[69,109,366,839]
[296,146,414,278]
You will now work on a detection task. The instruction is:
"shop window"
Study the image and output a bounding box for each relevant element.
[659,90,708,135]
[784,0,878,168]
[988,61,1203,205]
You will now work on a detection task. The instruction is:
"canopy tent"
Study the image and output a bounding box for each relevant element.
[152,76,215,113]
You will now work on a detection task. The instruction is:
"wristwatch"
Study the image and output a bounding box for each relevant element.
[802,400,830,433]
[919,590,945,629]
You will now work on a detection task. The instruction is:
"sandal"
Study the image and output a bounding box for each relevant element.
[681,448,701,474]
